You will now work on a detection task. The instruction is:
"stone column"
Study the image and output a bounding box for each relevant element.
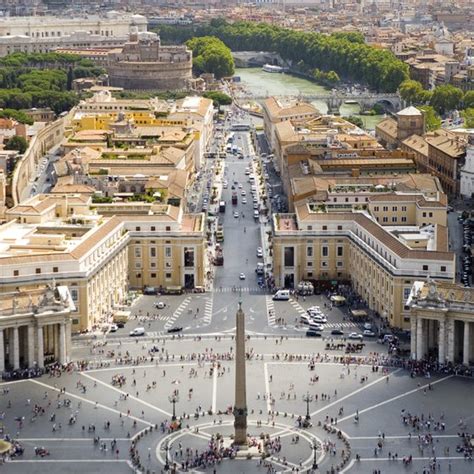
[446,319,455,363]
[27,325,35,368]
[0,329,4,373]
[410,317,417,360]
[233,302,248,446]
[37,325,44,368]
[12,327,20,369]
[59,323,66,365]
[463,321,470,366]
[416,317,423,361]
[438,319,446,364]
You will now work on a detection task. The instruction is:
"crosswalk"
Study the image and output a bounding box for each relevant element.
[202,297,214,325]
[289,298,307,316]
[164,296,191,330]
[266,295,275,326]
[213,286,265,294]
[146,331,165,338]
[324,322,358,329]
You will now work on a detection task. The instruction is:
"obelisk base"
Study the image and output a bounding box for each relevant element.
[234,415,247,447]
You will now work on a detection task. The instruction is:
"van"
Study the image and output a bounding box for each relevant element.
[129,327,145,337]
[273,289,290,301]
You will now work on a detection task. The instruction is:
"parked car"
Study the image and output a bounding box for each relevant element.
[306,330,322,338]
[348,332,363,340]
[363,329,376,337]
[130,327,145,337]
[109,324,118,332]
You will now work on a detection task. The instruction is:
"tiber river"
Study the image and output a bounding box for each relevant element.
[234,67,383,130]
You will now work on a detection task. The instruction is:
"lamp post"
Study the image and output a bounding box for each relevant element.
[169,394,179,421]
[312,441,318,470]
[303,391,313,421]
[164,442,170,471]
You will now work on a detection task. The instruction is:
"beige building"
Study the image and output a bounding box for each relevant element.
[1,193,206,332]
[0,285,74,372]
[262,97,320,153]
[272,203,455,329]
[409,279,474,365]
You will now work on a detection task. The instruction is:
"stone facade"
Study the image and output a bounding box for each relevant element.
[107,34,192,91]
[409,279,474,366]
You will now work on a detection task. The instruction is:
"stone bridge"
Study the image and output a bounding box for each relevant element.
[240,92,401,114]
[232,51,287,68]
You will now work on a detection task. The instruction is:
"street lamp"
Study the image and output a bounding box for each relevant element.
[169,394,179,421]
[303,391,313,421]
[312,441,318,470]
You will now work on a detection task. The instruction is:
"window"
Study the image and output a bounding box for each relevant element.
[321,261,328,268]
[321,246,329,257]
[401,206,407,212]
[307,225,312,231]
[165,272,172,280]
[184,247,195,267]
[383,206,388,212]
[36,268,41,274]
[151,226,156,231]
[337,225,342,230]
[307,261,313,267]
[422,212,426,217]
[322,225,327,231]
[337,246,343,257]
[392,216,397,223]
[401,217,407,223]
[337,261,343,267]
[166,226,171,231]
[284,247,295,267]
[151,273,156,278]
[374,206,379,211]
[429,212,433,218]
[422,265,428,271]
[307,272,313,278]
[306,246,313,257]
[71,289,78,301]
[135,262,141,269]
[403,287,411,301]
[165,247,172,258]
[134,247,141,258]
[53,267,59,273]
[392,206,398,211]
[150,247,156,258]
[135,226,141,231]
[13,270,19,276]
[136,273,141,278]
[165,262,172,269]
[382,217,388,223]
[441,266,446,272]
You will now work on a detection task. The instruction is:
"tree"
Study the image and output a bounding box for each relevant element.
[419,105,442,132]
[463,91,474,110]
[430,85,464,115]
[346,115,364,128]
[202,91,232,107]
[462,108,474,128]
[4,135,28,154]
[186,36,234,79]
[399,80,426,105]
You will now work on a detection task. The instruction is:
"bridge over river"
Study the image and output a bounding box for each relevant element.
[236,92,401,114]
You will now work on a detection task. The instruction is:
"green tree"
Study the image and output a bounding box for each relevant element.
[186,36,234,79]
[202,91,232,107]
[430,85,464,115]
[0,108,33,124]
[399,80,426,105]
[4,135,28,154]
[346,115,364,128]
[462,108,474,128]
[463,91,474,109]
[419,105,442,131]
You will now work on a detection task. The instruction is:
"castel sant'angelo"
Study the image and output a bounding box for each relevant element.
[106,29,193,90]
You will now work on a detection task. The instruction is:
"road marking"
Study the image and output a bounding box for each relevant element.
[310,368,402,417]
[87,362,197,373]
[266,296,275,326]
[29,379,153,427]
[212,367,218,414]
[338,375,453,423]
[264,362,271,413]
[0,379,28,386]
[80,372,172,418]
[289,299,306,315]
[348,434,459,440]
[202,295,214,325]
[164,297,191,330]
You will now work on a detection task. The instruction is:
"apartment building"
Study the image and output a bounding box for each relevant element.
[1,194,206,332]
[272,202,454,329]
[262,97,320,154]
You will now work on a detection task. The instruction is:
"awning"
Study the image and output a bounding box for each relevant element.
[351,309,368,318]
[330,295,346,303]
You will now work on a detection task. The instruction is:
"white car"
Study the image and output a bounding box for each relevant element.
[311,315,327,324]
[155,301,166,309]
[348,332,363,340]
[239,273,246,280]
[238,183,243,189]
[223,181,228,189]
[109,324,118,332]
[363,329,376,337]
[309,323,324,331]
[256,247,263,257]
[241,190,246,196]
[233,211,239,218]
[300,315,311,325]
[253,202,259,210]
[242,197,247,204]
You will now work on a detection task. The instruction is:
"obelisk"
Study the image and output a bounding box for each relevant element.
[233,300,248,446]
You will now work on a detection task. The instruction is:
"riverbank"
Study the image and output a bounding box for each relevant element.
[233,68,384,130]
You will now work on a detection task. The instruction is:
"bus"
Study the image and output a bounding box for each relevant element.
[219,201,226,213]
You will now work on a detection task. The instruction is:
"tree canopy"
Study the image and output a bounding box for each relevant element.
[419,106,442,132]
[186,36,234,79]
[429,84,464,115]
[158,19,409,92]
[399,80,432,105]
[4,135,28,154]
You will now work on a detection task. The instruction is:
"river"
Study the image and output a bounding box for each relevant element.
[234,68,383,130]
